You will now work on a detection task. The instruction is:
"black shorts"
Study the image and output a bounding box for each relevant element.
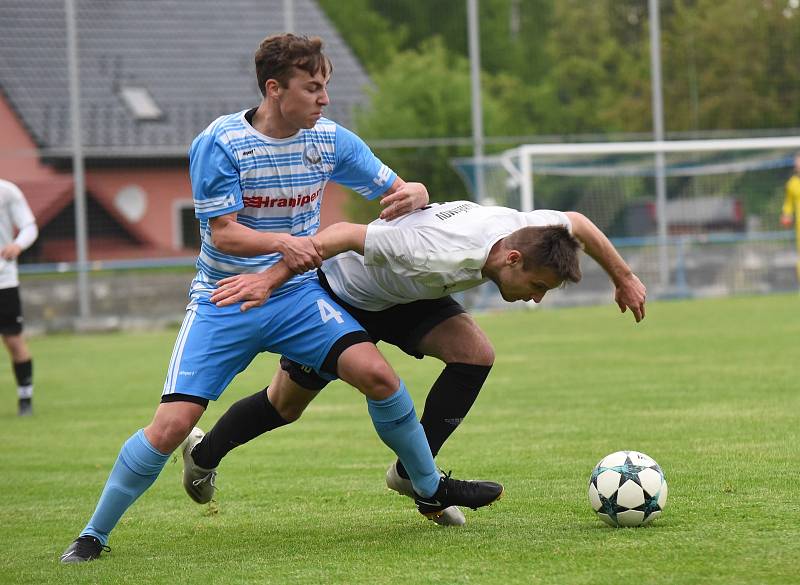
[280,269,467,391]
[0,286,24,336]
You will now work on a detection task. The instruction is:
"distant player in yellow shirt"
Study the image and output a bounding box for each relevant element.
[780,153,800,282]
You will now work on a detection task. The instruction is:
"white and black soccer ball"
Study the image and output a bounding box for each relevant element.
[588,450,668,527]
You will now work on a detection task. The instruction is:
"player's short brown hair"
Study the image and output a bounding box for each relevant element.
[504,225,582,284]
[255,34,333,96]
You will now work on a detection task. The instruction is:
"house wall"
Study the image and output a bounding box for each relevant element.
[0,94,60,181]
[86,166,193,251]
[86,169,352,252]
[86,168,349,250]
[3,93,354,259]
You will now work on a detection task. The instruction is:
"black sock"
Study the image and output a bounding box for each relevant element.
[13,359,32,387]
[395,362,492,479]
[191,387,289,469]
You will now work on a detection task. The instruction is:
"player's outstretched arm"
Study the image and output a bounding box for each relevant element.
[565,212,646,323]
[310,222,368,257]
[211,222,368,311]
[210,212,322,273]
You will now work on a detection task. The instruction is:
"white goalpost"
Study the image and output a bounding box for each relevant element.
[511,136,800,211]
[452,136,800,307]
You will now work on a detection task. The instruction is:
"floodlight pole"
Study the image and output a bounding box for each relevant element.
[649,0,670,289]
[467,0,487,203]
[65,0,91,318]
[283,0,294,32]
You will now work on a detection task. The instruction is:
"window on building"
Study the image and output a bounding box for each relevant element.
[119,86,163,120]
[179,206,201,250]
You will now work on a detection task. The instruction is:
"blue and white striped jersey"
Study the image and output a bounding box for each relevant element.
[187,109,396,305]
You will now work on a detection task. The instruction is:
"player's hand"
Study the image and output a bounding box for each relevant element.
[780,214,793,227]
[379,182,429,220]
[614,273,646,323]
[211,273,274,312]
[278,236,322,273]
[0,243,22,260]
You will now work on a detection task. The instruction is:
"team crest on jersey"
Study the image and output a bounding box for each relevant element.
[302,143,322,168]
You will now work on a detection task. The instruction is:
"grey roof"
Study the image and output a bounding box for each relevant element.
[0,0,370,156]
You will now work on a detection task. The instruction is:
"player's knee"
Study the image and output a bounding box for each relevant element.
[3,335,29,362]
[275,403,305,423]
[471,339,495,367]
[147,412,197,452]
[445,338,495,367]
[349,360,398,399]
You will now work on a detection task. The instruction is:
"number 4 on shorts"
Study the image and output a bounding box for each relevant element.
[317,299,344,324]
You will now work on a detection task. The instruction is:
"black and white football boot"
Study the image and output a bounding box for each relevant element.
[60,536,110,564]
[413,471,503,521]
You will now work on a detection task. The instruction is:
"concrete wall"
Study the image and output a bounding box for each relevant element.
[20,271,193,334]
[20,239,798,334]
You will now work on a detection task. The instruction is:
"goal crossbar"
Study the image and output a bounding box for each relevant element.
[516,136,800,158]
[504,136,800,213]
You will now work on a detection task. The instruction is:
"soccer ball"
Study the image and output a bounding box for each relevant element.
[588,450,668,527]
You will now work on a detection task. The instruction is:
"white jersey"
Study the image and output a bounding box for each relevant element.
[322,200,572,310]
[0,179,37,289]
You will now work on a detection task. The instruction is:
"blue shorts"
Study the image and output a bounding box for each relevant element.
[161,279,366,401]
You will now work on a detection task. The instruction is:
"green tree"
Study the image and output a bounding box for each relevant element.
[319,0,800,223]
[317,0,406,72]
[352,37,475,211]
[540,0,651,134]
[347,37,547,218]
[371,0,553,82]
[664,0,800,131]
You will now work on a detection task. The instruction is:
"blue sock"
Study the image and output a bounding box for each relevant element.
[81,429,170,545]
[367,381,439,498]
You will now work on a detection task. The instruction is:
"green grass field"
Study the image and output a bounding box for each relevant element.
[2,294,798,584]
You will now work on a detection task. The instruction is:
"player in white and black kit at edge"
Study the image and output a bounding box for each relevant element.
[0,179,38,417]
[186,200,647,526]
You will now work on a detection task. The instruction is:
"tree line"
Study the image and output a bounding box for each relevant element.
[319,0,800,208]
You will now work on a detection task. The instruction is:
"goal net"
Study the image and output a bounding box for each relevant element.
[451,137,800,310]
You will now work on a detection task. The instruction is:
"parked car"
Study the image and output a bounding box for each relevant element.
[622,195,745,236]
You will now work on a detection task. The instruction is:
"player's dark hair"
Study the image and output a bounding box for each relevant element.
[255,34,333,96]
[505,225,582,284]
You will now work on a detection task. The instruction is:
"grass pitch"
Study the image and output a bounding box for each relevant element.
[1,294,798,584]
